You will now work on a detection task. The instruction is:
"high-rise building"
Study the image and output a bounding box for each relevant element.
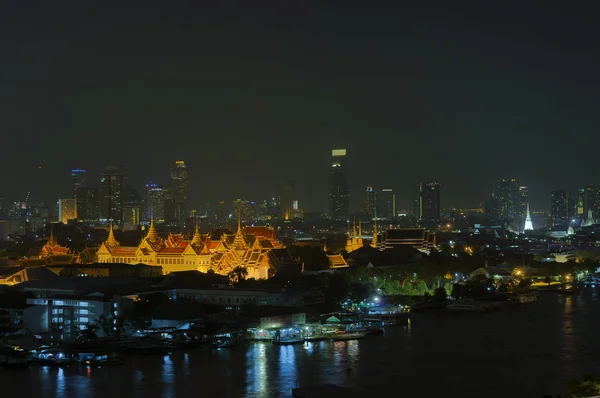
[123,188,143,229]
[415,182,441,220]
[76,187,99,221]
[58,198,77,224]
[71,169,87,198]
[518,186,529,220]
[278,181,295,220]
[379,189,396,220]
[584,186,600,221]
[363,186,376,218]
[232,199,258,222]
[492,179,520,220]
[170,160,189,224]
[145,183,166,223]
[550,188,571,220]
[99,166,123,222]
[576,188,585,217]
[329,149,349,221]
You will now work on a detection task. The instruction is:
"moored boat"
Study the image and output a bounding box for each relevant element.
[508,292,538,304]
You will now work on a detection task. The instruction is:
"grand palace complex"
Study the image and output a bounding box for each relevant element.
[37,220,283,280]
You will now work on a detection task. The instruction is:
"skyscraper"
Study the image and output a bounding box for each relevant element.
[550,188,571,220]
[379,188,396,220]
[170,160,189,224]
[576,188,585,217]
[71,169,86,198]
[58,198,77,224]
[363,186,376,218]
[145,182,166,223]
[99,166,123,222]
[584,186,600,220]
[278,181,295,220]
[76,187,99,221]
[415,182,441,220]
[123,188,143,229]
[492,179,520,220]
[518,186,529,220]
[329,149,349,221]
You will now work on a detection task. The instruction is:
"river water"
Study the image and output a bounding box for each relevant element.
[2,290,600,397]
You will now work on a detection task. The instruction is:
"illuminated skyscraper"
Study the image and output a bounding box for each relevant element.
[76,187,99,221]
[145,183,166,223]
[550,188,571,220]
[278,181,295,220]
[415,182,441,220]
[492,179,520,220]
[379,188,396,219]
[576,188,585,217]
[329,149,349,221]
[58,198,77,224]
[99,166,123,222]
[170,160,189,224]
[363,186,376,218]
[71,169,86,198]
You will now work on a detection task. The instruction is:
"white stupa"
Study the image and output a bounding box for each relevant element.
[581,209,596,227]
[523,203,534,232]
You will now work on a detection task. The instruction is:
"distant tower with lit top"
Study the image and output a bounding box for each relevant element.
[170,159,189,225]
[523,203,534,232]
[329,149,349,221]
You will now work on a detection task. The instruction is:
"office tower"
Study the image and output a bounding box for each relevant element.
[76,187,99,221]
[216,201,228,226]
[278,181,295,220]
[550,188,571,220]
[122,187,142,229]
[170,160,189,224]
[329,149,349,221]
[379,189,396,220]
[145,183,166,223]
[415,182,441,220]
[99,166,123,222]
[576,188,585,217]
[492,179,520,220]
[584,186,600,220]
[232,199,258,222]
[58,198,77,224]
[363,186,376,218]
[518,186,529,220]
[71,169,86,198]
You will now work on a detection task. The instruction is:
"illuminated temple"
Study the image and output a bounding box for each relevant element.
[39,228,70,258]
[96,220,281,279]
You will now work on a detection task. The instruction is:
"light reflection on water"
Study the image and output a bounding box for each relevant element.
[8,292,600,398]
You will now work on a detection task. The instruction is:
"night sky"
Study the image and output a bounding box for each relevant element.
[2,2,600,213]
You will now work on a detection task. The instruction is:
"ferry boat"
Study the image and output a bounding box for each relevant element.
[508,292,538,304]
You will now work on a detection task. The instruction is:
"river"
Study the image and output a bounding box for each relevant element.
[2,290,600,397]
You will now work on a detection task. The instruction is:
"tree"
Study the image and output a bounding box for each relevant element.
[416,280,429,296]
[544,276,552,285]
[433,287,447,301]
[569,375,600,398]
[228,266,248,286]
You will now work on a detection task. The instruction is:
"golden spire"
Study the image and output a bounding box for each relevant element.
[372,218,378,248]
[48,224,56,247]
[237,208,242,234]
[357,219,363,246]
[106,222,119,248]
[323,241,328,253]
[352,218,357,245]
[191,218,202,246]
[146,217,158,242]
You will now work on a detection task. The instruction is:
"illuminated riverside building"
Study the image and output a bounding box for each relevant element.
[96,219,282,279]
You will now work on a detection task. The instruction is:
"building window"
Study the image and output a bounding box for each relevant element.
[79,302,89,307]
[79,309,89,315]
[79,317,89,323]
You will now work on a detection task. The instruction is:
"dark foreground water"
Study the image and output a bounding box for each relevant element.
[2,290,600,398]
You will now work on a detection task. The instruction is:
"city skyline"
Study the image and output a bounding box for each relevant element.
[3,3,600,212]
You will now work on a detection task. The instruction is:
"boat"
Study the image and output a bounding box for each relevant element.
[446,302,486,312]
[330,332,366,341]
[78,352,124,367]
[508,292,538,304]
[272,338,306,346]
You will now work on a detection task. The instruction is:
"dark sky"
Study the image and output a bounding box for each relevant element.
[2,2,600,213]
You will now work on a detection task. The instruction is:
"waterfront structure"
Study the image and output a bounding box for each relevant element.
[96,220,281,279]
[76,187,99,221]
[550,188,571,220]
[99,166,123,222]
[278,181,295,220]
[415,182,441,220]
[71,169,86,198]
[379,188,396,219]
[329,149,349,221]
[58,199,77,224]
[492,178,520,220]
[523,203,534,232]
[170,160,189,225]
